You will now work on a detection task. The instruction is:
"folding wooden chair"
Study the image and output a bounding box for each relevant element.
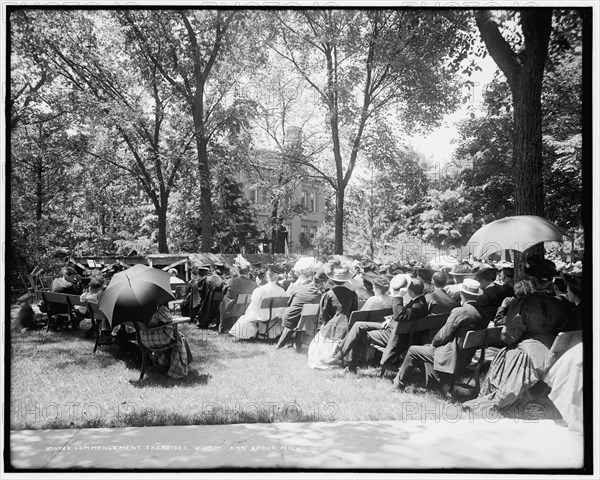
[294,302,320,351]
[258,296,289,339]
[169,284,190,314]
[41,291,72,331]
[38,276,54,291]
[88,302,112,353]
[449,326,502,395]
[133,317,189,381]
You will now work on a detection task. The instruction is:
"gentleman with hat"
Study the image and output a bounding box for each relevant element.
[393,278,489,392]
[425,272,459,315]
[218,261,258,334]
[416,267,434,295]
[324,276,427,372]
[444,263,473,304]
[475,263,511,317]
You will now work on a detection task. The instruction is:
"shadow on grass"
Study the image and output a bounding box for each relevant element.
[129,369,212,389]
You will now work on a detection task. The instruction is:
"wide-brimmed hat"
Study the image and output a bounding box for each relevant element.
[325,264,355,282]
[460,278,483,297]
[524,257,556,281]
[449,263,473,277]
[168,268,178,275]
[389,274,411,297]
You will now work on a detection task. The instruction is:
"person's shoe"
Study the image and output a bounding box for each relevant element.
[392,378,406,391]
[323,353,344,366]
[345,363,357,373]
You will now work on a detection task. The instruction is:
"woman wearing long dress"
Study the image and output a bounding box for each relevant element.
[542,273,584,433]
[463,257,570,412]
[229,265,287,340]
[308,261,358,369]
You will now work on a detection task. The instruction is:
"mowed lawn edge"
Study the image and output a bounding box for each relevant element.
[9,307,521,430]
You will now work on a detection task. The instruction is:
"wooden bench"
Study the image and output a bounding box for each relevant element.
[449,326,503,395]
[348,308,393,330]
[40,291,86,331]
[257,296,289,339]
[375,312,451,376]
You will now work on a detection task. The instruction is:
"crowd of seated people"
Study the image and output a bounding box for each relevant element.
[22,253,584,422]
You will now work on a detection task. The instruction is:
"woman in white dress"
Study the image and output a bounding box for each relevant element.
[229,265,287,340]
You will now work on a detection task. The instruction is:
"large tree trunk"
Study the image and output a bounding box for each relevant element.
[475,9,552,281]
[335,187,344,255]
[156,202,168,254]
[192,96,213,253]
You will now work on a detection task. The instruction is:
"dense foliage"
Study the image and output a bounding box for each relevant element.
[8,8,584,284]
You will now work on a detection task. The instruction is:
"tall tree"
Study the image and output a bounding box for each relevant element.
[119,10,262,252]
[475,9,553,276]
[268,10,467,253]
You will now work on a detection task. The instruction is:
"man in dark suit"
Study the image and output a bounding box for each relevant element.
[378,279,429,368]
[323,276,427,371]
[51,266,83,295]
[425,272,459,314]
[393,278,489,392]
[218,262,258,334]
[475,264,511,318]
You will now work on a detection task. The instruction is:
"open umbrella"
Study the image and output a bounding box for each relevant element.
[99,264,175,327]
[466,215,565,259]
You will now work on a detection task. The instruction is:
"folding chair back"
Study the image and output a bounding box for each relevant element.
[449,326,502,395]
[257,296,289,339]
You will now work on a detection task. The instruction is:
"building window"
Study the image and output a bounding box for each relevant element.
[310,226,317,238]
[301,225,308,235]
[249,188,258,204]
[301,190,308,209]
[261,189,269,204]
[309,192,315,212]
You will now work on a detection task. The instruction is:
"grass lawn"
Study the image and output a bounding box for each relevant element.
[8,307,553,430]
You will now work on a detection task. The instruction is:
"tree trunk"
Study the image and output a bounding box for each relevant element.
[512,68,546,279]
[475,9,552,282]
[35,156,43,221]
[192,97,213,253]
[335,187,344,255]
[156,202,169,254]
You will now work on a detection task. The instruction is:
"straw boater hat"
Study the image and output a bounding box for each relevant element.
[325,263,355,282]
[460,278,483,297]
[389,274,412,297]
